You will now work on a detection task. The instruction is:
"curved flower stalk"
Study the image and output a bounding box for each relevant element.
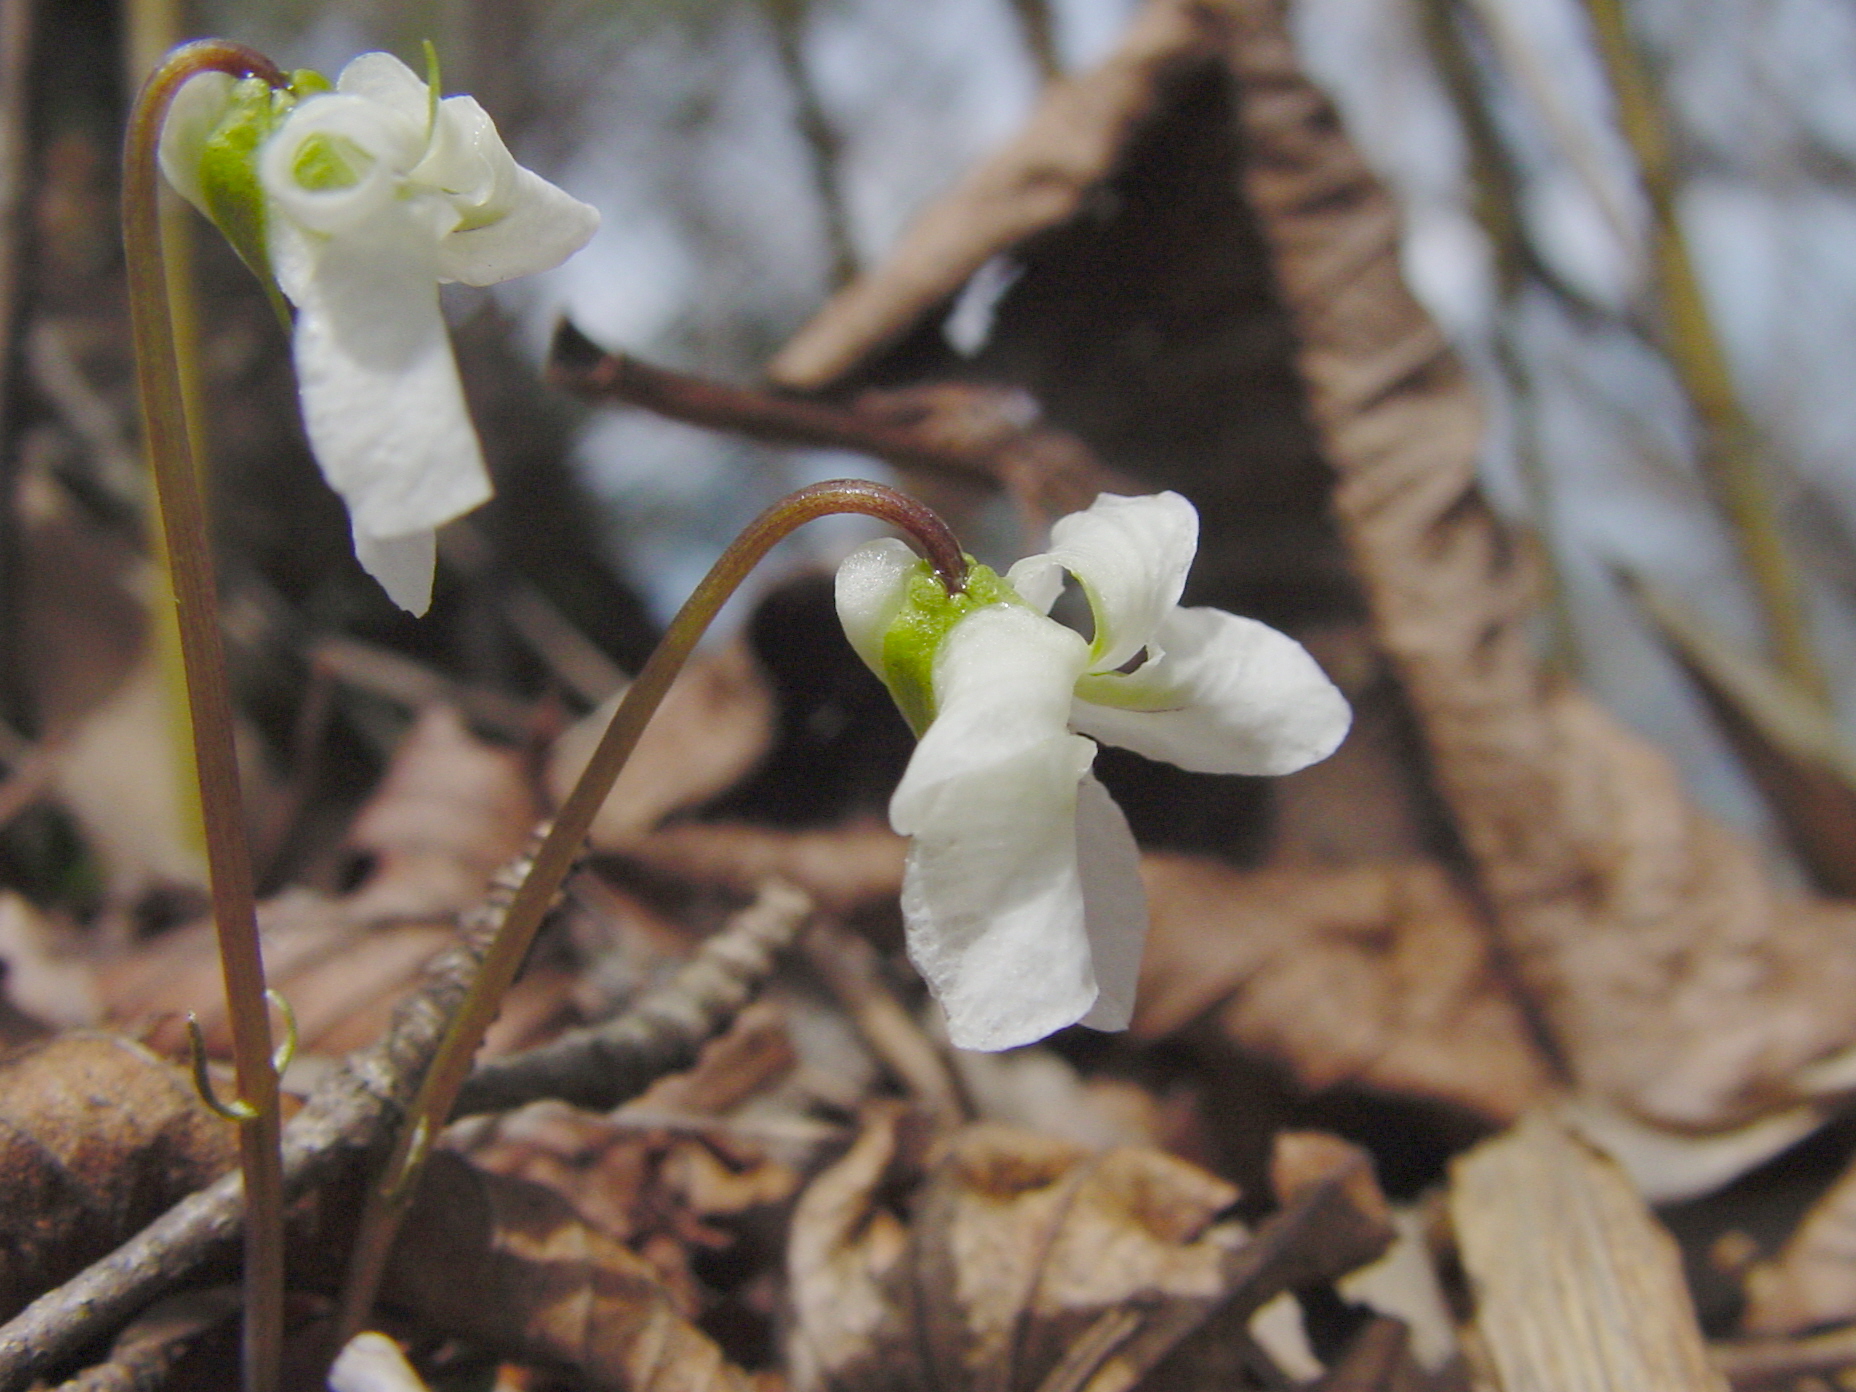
[158,50,599,613]
[837,491,1352,1051]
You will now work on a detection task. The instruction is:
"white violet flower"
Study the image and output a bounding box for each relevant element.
[159,51,599,614]
[836,491,1350,1051]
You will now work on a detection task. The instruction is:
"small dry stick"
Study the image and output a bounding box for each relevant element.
[123,40,291,1392]
[453,879,814,1117]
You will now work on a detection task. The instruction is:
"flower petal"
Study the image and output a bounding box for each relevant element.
[1074,775,1148,1032]
[283,206,491,554]
[333,52,430,128]
[891,603,1090,830]
[891,604,1097,1051]
[436,165,600,287]
[352,526,437,616]
[833,538,918,675]
[260,92,429,237]
[1071,606,1351,775]
[157,70,235,213]
[1006,491,1198,673]
[415,95,518,213]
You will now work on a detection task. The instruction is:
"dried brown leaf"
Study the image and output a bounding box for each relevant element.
[1449,1113,1727,1392]
[621,818,905,916]
[1217,0,1856,1131]
[100,702,551,1061]
[765,0,1233,391]
[1134,856,1553,1123]
[785,1110,1247,1392]
[464,1002,804,1305]
[383,1149,764,1392]
[342,704,541,921]
[0,1033,236,1321]
[549,643,774,850]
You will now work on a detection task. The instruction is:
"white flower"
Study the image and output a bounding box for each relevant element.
[159,53,599,614]
[836,492,1351,1051]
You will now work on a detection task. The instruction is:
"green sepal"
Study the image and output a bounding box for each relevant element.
[192,70,327,331]
[878,559,1019,736]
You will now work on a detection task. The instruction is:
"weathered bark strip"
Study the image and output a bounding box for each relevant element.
[1221,0,1856,1130]
[1451,1113,1727,1392]
[0,856,801,1390]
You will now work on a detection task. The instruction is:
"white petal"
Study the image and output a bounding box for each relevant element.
[833,538,919,675]
[261,92,428,237]
[334,52,431,128]
[891,604,1097,1051]
[157,70,235,214]
[286,206,491,543]
[328,1331,430,1392]
[890,604,1089,830]
[353,527,437,616]
[1007,491,1198,673]
[436,166,600,287]
[1074,775,1148,1032]
[1071,607,1350,775]
[415,95,520,220]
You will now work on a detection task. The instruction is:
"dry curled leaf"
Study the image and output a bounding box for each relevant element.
[100,702,560,1062]
[786,1110,1247,1392]
[549,642,774,850]
[0,1033,235,1321]
[463,1003,804,1309]
[383,1150,765,1392]
[622,818,906,917]
[341,703,541,921]
[1133,856,1553,1123]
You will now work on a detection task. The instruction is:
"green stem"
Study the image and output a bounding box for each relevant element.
[330,478,965,1346]
[1581,0,1828,707]
[124,39,290,1392]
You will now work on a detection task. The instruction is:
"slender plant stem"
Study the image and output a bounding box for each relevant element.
[1580,0,1828,706]
[123,39,289,1392]
[330,478,966,1346]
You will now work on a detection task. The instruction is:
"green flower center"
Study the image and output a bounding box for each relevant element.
[290,131,371,191]
[879,560,1020,736]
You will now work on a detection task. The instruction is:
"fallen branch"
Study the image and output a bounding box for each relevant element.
[0,853,805,1390]
[545,321,1127,520]
[452,880,814,1117]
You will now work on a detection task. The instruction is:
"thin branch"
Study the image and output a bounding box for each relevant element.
[1579,0,1828,706]
[452,879,813,1117]
[765,0,858,289]
[548,319,1003,484]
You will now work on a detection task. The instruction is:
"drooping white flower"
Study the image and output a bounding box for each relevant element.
[159,52,598,614]
[837,491,1351,1051]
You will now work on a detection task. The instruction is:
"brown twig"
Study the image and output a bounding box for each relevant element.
[547,320,1004,485]
[53,1289,241,1392]
[452,879,814,1118]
